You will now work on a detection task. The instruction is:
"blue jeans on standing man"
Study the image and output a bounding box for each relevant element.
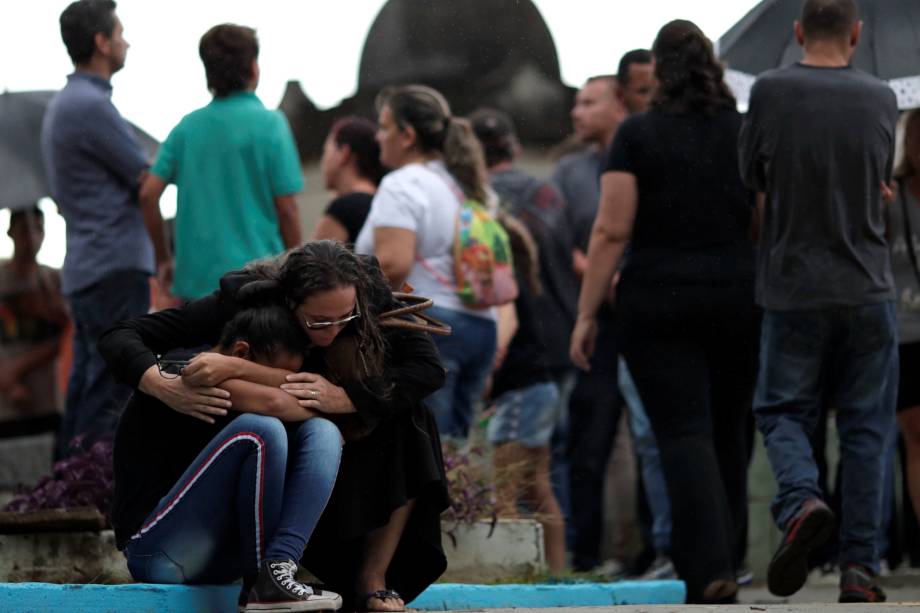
[59,270,150,457]
[425,305,497,440]
[125,414,342,583]
[754,302,899,573]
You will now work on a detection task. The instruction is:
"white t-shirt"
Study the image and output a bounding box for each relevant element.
[355,161,496,320]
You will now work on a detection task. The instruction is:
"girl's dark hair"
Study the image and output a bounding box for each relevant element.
[469,108,517,168]
[329,116,386,185]
[498,211,541,295]
[376,84,489,202]
[59,0,117,64]
[651,20,736,116]
[895,109,920,180]
[199,24,259,98]
[218,303,306,364]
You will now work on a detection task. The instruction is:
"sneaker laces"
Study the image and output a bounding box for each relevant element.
[270,561,313,597]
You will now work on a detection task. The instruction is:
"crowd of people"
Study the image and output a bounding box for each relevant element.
[2,0,919,609]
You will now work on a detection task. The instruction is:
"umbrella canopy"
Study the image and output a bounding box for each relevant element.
[0,89,159,211]
[718,0,920,110]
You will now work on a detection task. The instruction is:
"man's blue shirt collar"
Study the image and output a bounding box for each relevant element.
[68,70,113,93]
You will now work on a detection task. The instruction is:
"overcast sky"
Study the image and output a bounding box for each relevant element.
[1,0,762,266]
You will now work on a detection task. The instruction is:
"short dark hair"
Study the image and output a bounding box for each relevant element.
[585,74,619,96]
[59,0,117,64]
[9,205,43,228]
[329,117,386,185]
[218,303,306,364]
[199,24,259,98]
[469,108,517,168]
[617,49,653,86]
[801,0,858,41]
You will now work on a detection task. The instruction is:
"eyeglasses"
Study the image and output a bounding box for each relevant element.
[300,305,361,330]
[156,356,190,379]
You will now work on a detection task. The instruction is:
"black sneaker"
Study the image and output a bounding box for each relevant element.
[767,498,835,597]
[243,559,342,612]
[839,563,886,603]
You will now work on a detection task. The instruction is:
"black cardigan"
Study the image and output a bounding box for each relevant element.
[100,268,451,604]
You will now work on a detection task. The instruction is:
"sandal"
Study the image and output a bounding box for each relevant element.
[358,589,405,613]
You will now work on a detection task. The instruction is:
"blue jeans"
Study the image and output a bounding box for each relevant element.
[60,270,150,457]
[426,306,497,439]
[754,303,898,572]
[124,414,342,583]
[619,357,672,554]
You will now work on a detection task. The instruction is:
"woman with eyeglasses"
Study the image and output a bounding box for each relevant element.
[99,240,450,613]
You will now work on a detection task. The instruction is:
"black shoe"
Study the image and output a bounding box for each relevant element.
[839,563,886,603]
[767,498,835,597]
[243,559,343,612]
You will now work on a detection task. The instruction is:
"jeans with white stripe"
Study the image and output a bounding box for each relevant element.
[124,413,342,583]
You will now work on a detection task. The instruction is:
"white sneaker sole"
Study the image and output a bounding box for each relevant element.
[242,595,343,612]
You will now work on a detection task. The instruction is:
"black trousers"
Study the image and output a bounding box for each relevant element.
[618,281,759,602]
[567,310,623,571]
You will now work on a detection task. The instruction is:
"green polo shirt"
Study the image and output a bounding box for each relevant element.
[151,91,303,299]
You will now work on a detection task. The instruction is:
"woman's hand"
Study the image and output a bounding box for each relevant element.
[181,352,240,387]
[139,364,231,424]
[570,315,599,372]
[281,372,356,414]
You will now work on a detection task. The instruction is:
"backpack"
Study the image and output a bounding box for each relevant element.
[422,165,518,308]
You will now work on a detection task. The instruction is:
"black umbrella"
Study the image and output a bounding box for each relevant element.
[0,89,159,211]
[718,0,920,109]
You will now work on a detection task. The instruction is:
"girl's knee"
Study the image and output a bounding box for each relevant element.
[300,417,345,449]
[233,413,286,439]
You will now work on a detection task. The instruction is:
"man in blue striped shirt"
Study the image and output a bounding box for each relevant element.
[41,0,159,457]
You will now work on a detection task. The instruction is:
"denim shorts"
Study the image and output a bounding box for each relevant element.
[487,381,561,448]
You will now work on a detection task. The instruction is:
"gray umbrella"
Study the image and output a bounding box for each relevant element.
[718,0,920,109]
[0,89,159,211]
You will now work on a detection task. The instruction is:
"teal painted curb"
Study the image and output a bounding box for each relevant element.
[413,581,686,609]
[0,580,686,612]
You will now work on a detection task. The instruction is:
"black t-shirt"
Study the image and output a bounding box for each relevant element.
[325,192,373,244]
[490,263,553,398]
[111,389,237,549]
[605,108,754,285]
[490,169,578,375]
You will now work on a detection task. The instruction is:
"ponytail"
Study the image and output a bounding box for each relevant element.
[443,117,489,203]
[378,84,490,202]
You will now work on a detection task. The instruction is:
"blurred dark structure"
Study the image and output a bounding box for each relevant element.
[280,0,576,161]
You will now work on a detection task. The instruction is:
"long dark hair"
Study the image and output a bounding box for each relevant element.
[651,20,735,116]
[240,241,390,376]
[376,84,490,202]
[895,109,920,181]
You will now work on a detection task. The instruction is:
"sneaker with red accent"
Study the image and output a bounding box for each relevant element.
[839,563,886,603]
[767,498,835,597]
